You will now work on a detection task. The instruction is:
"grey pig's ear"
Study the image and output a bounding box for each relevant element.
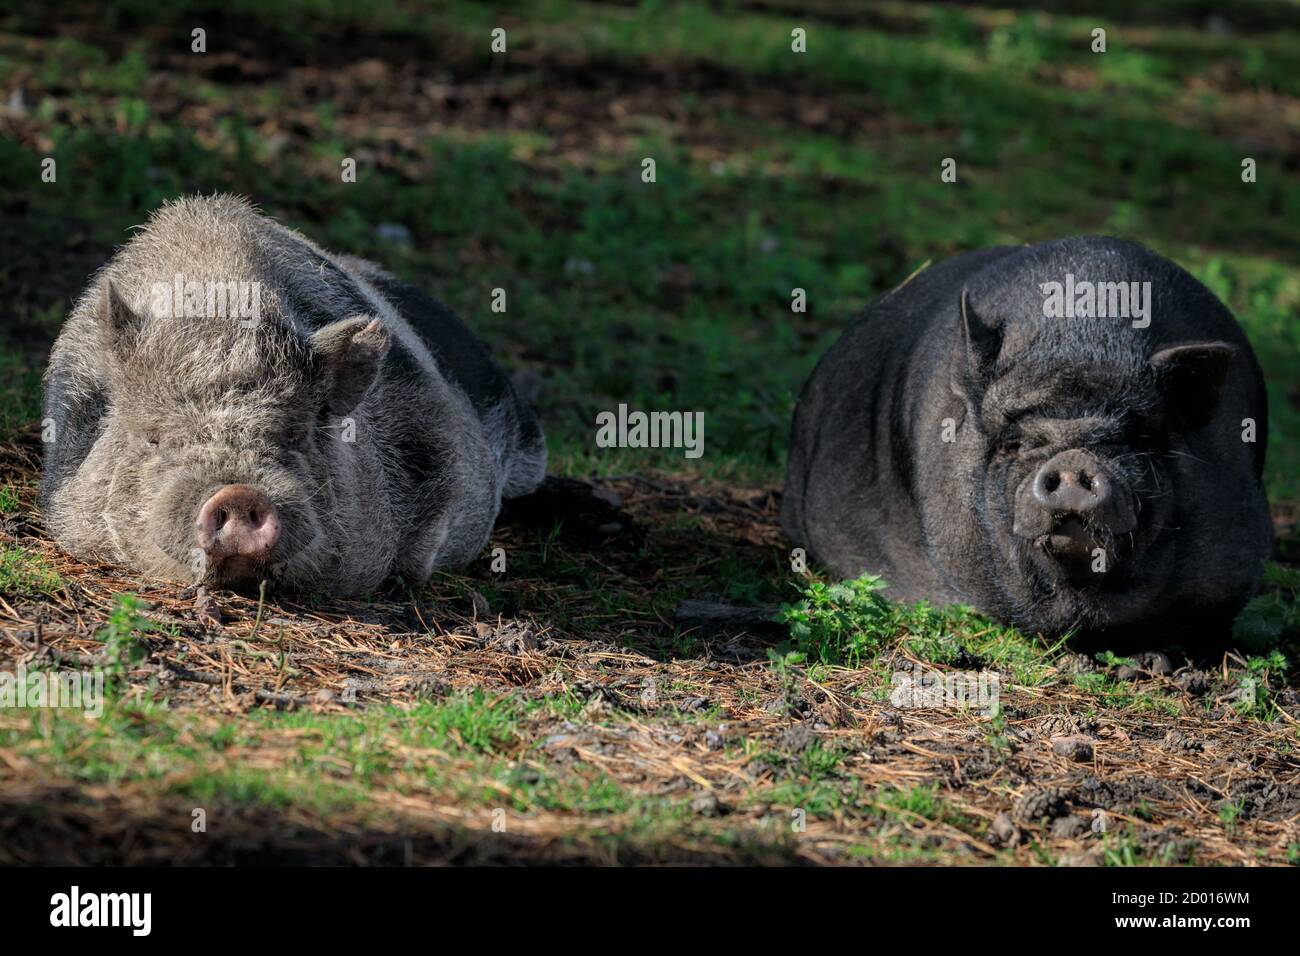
[310,316,391,414]
[951,289,1002,404]
[1149,341,1235,429]
[98,281,144,356]
[959,289,1002,373]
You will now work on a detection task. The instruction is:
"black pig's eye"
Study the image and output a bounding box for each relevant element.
[998,439,1021,456]
[143,432,160,449]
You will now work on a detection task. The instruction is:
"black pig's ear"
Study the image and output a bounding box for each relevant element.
[1149,341,1234,429]
[99,281,144,355]
[952,289,1002,400]
[311,316,391,413]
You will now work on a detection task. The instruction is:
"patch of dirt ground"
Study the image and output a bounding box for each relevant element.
[1,434,1297,866]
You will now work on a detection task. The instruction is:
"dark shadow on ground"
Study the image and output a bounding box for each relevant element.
[0,785,805,865]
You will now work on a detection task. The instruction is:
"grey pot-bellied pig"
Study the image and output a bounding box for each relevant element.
[42,194,546,596]
[782,237,1271,639]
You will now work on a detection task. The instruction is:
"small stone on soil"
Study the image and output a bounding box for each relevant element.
[1061,653,1099,675]
[409,675,450,699]
[639,678,659,708]
[1175,670,1211,696]
[375,222,412,244]
[1116,651,1173,680]
[1050,815,1091,839]
[487,624,539,654]
[1051,735,1095,762]
[990,812,1021,846]
[691,791,722,816]
[1135,651,1173,676]
[194,587,222,627]
[778,722,817,752]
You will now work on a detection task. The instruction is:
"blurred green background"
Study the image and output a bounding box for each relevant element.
[2,0,1298,501]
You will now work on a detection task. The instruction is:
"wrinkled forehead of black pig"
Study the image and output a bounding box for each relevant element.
[955,286,1234,439]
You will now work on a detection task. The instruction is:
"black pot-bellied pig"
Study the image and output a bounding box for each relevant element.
[782,237,1271,640]
[42,194,546,596]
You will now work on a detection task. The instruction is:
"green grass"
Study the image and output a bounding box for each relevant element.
[5,689,568,813]
[1234,564,1300,655]
[1232,650,1292,721]
[0,687,789,859]
[1101,833,1183,866]
[0,544,62,597]
[780,576,903,666]
[0,349,44,444]
[0,484,22,516]
[779,572,1063,680]
[877,784,983,833]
